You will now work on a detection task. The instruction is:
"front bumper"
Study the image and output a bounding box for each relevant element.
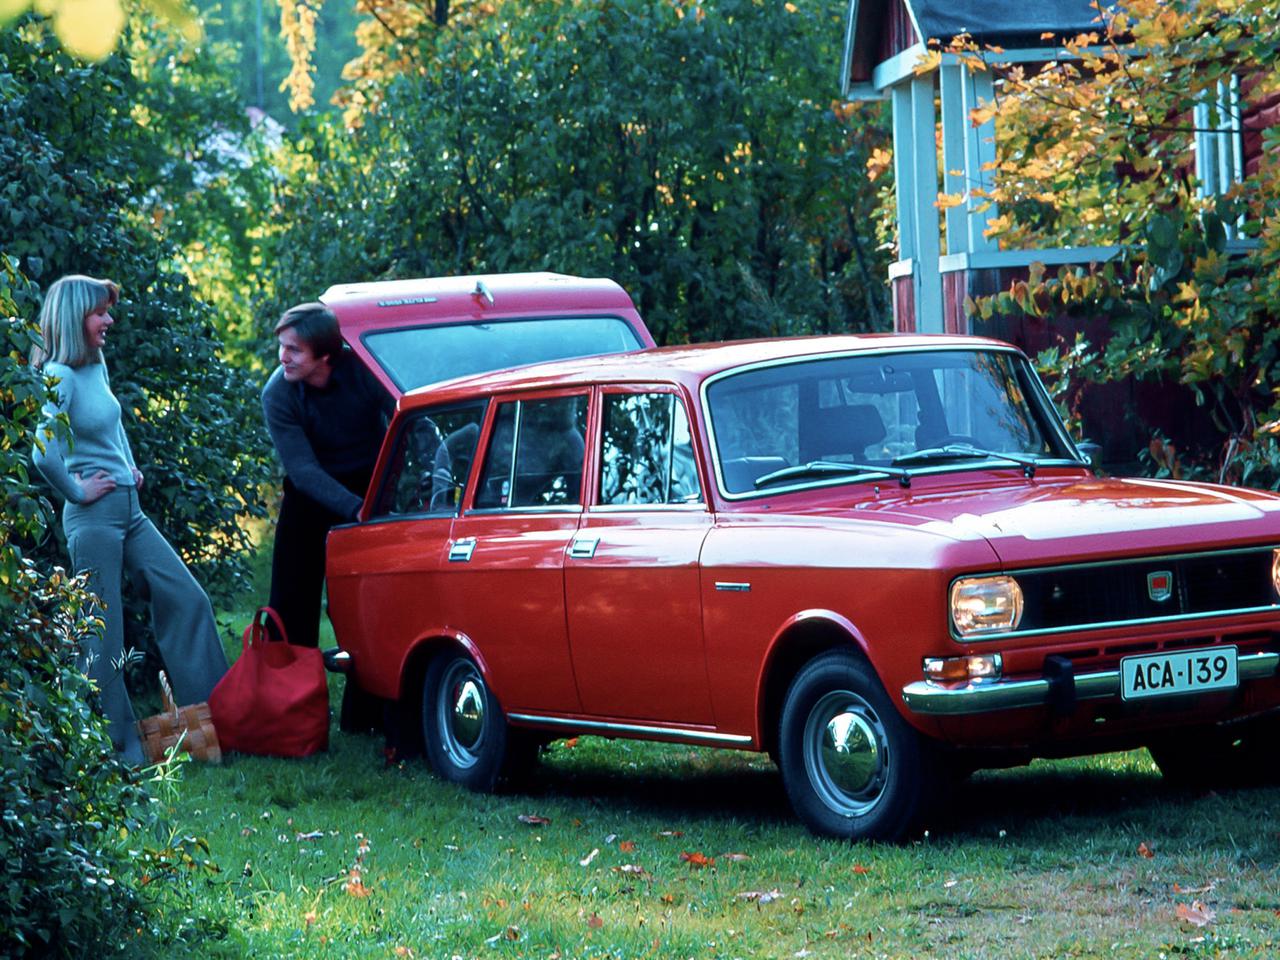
[902,650,1280,716]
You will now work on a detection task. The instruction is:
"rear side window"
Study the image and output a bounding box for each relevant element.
[372,401,486,518]
[600,393,702,505]
[364,317,643,392]
[475,395,589,509]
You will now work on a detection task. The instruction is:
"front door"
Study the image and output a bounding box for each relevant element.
[565,387,715,724]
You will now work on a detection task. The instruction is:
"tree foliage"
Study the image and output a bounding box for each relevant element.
[260,0,890,348]
[960,0,1280,484]
[1,20,271,601]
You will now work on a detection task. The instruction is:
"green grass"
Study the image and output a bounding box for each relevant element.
[161,562,1280,958]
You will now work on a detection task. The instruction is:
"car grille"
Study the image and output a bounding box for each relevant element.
[1010,546,1279,634]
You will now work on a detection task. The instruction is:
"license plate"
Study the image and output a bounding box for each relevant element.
[1120,647,1238,701]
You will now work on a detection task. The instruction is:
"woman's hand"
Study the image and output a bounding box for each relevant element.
[132,467,144,489]
[75,470,117,504]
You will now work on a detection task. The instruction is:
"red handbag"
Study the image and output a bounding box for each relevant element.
[208,607,329,757]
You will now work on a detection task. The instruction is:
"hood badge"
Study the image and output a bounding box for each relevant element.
[1147,570,1173,602]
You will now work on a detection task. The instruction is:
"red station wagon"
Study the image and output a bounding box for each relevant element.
[325,333,1280,840]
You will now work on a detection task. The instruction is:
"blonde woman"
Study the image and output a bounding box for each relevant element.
[32,275,227,763]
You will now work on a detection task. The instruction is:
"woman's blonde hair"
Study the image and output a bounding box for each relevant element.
[31,274,119,369]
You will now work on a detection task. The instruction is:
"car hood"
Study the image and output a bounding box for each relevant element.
[805,474,1280,568]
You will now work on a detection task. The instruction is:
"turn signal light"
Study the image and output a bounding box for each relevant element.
[923,653,1003,683]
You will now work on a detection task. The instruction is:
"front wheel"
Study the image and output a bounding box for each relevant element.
[422,653,510,791]
[778,651,933,840]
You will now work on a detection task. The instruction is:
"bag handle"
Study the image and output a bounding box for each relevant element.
[159,669,177,720]
[245,606,290,648]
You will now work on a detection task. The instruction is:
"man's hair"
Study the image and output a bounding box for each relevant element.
[30,274,119,369]
[275,302,343,362]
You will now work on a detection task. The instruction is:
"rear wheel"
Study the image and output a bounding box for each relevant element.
[422,653,510,791]
[778,650,933,840]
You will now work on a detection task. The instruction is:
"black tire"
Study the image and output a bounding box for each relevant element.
[422,652,510,791]
[778,650,933,841]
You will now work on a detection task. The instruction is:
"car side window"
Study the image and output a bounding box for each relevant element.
[601,392,703,505]
[371,401,486,518]
[475,395,588,509]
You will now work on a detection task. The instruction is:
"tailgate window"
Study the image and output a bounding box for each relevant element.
[363,317,643,392]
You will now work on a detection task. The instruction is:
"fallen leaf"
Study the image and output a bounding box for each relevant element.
[852,864,870,874]
[240,827,256,837]
[296,830,325,841]
[1176,901,1216,927]
[517,814,551,826]
[393,948,413,958]
[680,851,714,868]
[579,848,600,867]
[614,864,653,879]
[1173,881,1217,895]
[656,830,684,838]
[504,925,521,941]
[604,833,617,844]
[343,871,371,898]
[660,894,675,904]
[721,852,751,862]
[737,888,782,903]
[1138,841,1155,859]
[304,910,317,926]
[943,879,958,888]
[586,912,603,928]
[619,840,636,853]
[564,737,580,748]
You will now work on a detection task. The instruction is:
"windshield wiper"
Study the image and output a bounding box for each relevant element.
[892,444,1040,478]
[754,460,912,490]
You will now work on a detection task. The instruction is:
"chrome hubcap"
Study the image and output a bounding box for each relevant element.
[438,659,485,768]
[803,691,889,818]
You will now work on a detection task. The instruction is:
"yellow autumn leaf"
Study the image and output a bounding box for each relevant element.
[0,0,32,24]
[913,48,942,75]
[969,104,998,127]
[935,191,966,210]
[53,0,126,60]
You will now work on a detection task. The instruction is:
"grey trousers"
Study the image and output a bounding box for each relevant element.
[63,485,228,761]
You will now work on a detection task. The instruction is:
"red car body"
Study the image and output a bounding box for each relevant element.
[326,329,1280,840]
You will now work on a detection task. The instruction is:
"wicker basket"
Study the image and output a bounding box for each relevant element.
[137,670,222,764]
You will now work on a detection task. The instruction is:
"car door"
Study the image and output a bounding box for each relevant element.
[564,386,715,724]
[326,400,487,700]
[442,390,590,714]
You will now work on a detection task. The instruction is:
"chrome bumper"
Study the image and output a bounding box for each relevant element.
[902,651,1280,716]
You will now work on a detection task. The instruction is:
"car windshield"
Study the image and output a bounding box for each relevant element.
[706,348,1072,495]
[363,316,645,392]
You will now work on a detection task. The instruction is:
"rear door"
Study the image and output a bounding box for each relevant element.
[442,390,591,713]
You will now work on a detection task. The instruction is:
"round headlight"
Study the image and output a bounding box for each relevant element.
[950,575,1024,636]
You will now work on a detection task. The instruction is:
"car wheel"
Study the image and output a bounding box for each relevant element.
[778,650,932,841]
[422,652,509,791]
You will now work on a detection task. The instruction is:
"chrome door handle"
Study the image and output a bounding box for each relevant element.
[568,535,600,559]
[449,537,476,562]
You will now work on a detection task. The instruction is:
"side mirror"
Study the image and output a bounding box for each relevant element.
[1076,440,1101,470]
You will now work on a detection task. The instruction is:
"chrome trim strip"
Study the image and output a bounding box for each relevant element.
[507,713,753,745]
[902,651,1280,716]
[714,582,752,592]
[991,543,1280,578]
[959,604,1280,642]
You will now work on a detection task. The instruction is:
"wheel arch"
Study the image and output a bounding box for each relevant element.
[756,610,871,759]
[392,631,490,757]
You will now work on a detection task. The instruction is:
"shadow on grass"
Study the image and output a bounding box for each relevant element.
[477,738,1280,843]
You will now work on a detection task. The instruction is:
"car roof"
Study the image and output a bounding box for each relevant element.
[321,271,639,334]
[400,333,1021,409]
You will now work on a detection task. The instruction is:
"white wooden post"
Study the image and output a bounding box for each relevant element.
[962,66,998,253]
[939,63,968,256]
[891,82,918,264]
[909,73,943,332]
